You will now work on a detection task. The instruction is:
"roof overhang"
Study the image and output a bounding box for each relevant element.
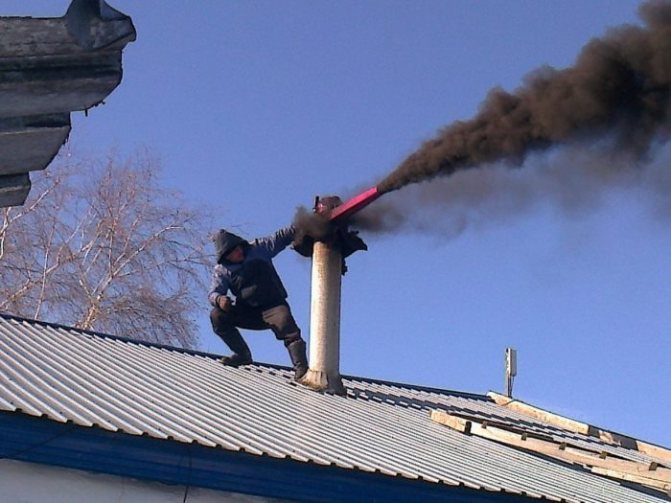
[0,411,533,503]
[0,0,136,207]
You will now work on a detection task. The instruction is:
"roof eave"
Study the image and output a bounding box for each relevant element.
[0,410,538,503]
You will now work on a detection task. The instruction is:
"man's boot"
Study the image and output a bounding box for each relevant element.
[287,339,308,381]
[217,329,252,367]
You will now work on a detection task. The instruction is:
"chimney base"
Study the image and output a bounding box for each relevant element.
[300,369,346,396]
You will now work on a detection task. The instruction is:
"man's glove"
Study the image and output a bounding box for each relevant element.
[217,295,233,312]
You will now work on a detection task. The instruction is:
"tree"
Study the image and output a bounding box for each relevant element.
[0,147,211,348]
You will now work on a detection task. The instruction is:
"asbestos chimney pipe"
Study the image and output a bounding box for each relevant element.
[301,240,346,395]
[300,188,381,395]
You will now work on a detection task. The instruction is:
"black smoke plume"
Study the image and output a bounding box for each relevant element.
[376,0,671,199]
[294,1,671,241]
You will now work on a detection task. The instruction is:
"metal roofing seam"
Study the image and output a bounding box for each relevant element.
[332,406,475,481]
[5,327,168,437]
[356,383,495,422]
[290,417,434,479]
[376,409,555,495]
[48,334,251,450]
[0,357,68,423]
[450,436,619,502]
[5,324,652,503]
[335,396,568,496]
[480,447,658,503]
[318,393,501,474]
[340,389,655,503]
[0,315,667,503]
[255,382,460,480]
[191,369,392,471]
[285,385,517,489]
[364,380,469,402]
[0,378,43,416]
[155,386,321,462]
[141,357,463,481]
[0,389,14,410]
[0,334,90,425]
[1,329,132,432]
[19,322,212,443]
[64,336,365,465]
[100,344,332,460]
[353,378,485,403]
[40,335,238,447]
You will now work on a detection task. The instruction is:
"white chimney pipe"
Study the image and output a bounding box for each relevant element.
[301,240,346,395]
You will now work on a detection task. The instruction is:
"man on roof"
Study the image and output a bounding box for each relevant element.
[208,226,308,381]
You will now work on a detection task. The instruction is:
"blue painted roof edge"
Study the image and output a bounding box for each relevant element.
[0,411,538,503]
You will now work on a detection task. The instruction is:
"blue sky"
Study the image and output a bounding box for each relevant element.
[6,1,670,448]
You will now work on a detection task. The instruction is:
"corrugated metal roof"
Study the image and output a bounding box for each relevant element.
[0,313,668,502]
[0,0,135,207]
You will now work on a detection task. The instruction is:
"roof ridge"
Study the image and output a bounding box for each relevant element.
[0,312,488,398]
[343,374,488,400]
[0,311,223,360]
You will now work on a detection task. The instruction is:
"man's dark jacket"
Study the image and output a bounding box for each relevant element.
[209,227,295,309]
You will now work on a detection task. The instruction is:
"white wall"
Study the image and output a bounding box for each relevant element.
[0,459,289,503]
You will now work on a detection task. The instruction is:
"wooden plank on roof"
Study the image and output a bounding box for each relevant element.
[591,467,671,494]
[431,410,671,491]
[487,391,671,463]
[487,391,590,435]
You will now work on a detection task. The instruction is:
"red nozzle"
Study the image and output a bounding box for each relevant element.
[328,186,381,222]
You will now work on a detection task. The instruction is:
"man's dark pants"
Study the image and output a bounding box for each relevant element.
[210,302,302,355]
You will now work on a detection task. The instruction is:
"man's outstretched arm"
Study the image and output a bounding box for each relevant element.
[254,225,296,258]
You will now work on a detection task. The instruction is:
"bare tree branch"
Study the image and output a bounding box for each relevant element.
[0,148,211,348]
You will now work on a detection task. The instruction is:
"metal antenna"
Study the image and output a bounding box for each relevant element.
[504,348,517,398]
